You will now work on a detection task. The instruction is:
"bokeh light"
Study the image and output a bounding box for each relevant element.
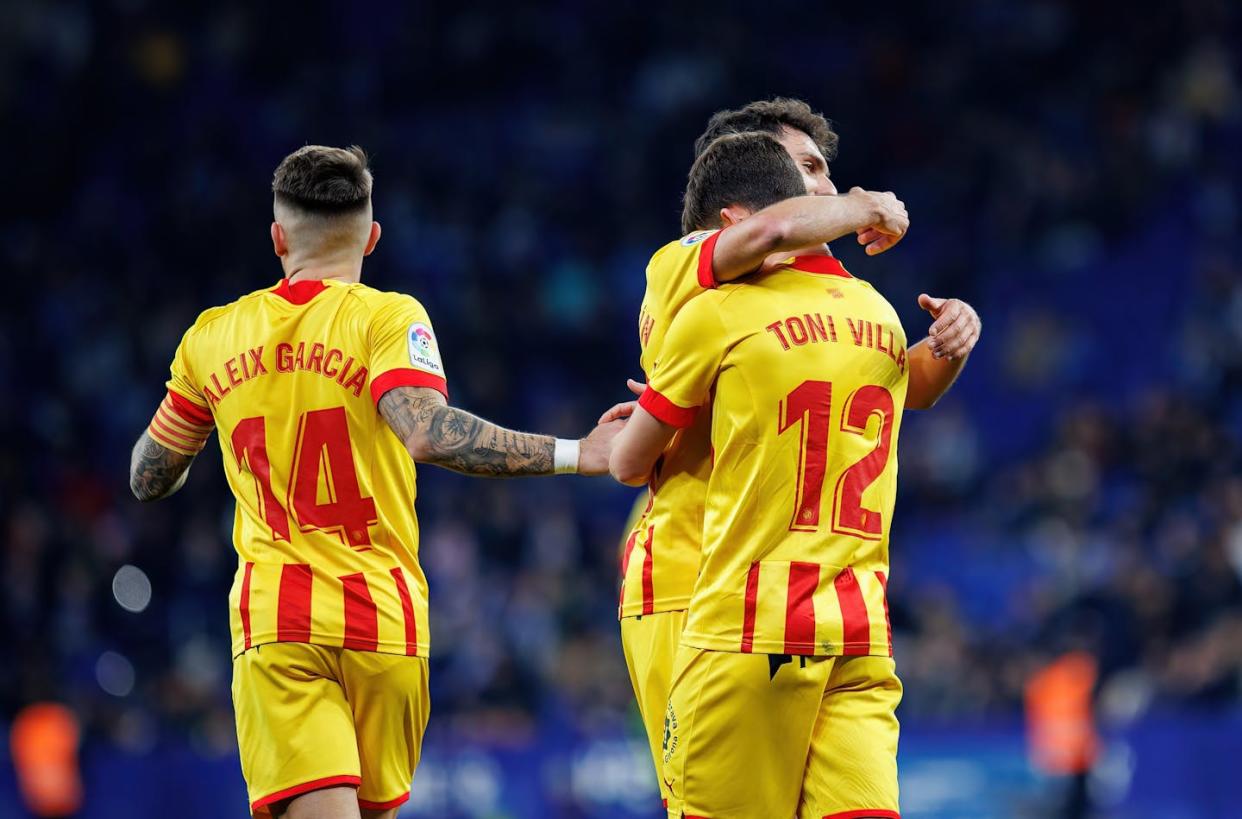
[111,564,152,613]
[95,652,136,698]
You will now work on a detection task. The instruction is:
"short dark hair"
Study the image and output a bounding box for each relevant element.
[693,97,839,162]
[681,132,806,234]
[272,145,372,214]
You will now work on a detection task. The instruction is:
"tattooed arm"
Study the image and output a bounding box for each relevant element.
[378,386,555,476]
[378,386,622,477]
[129,431,195,501]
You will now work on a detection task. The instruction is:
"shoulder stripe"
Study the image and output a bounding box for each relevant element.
[167,390,213,426]
[370,368,449,405]
[638,387,699,428]
[696,229,724,289]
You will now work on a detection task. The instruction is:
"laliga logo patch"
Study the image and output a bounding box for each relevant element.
[680,230,714,247]
[407,322,443,374]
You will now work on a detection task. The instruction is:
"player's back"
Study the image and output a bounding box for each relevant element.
[645,255,911,657]
[165,277,447,658]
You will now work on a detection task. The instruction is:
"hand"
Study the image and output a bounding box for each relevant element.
[597,379,646,424]
[848,187,908,256]
[918,294,981,360]
[577,418,628,476]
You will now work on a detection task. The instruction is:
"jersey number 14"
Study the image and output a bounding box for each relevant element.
[231,407,379,548]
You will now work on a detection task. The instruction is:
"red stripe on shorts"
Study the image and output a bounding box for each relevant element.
[390,568,418,656]
[741,561,760,653]
[251,774,361,812]
[876,570,893,656]
[240,561,254,650]
[641,525,655,615]
[834,567,871,655]
[277,563,313,643]
[358,792,411,810]
[357,795,409,815]
[340,573,379,652]
[784,561,820,654]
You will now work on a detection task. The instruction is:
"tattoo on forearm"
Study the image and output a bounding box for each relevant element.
[129,431,194,501]
[378,387,555,476]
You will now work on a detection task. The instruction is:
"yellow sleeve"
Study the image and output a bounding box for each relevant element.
[366,293,449,405]
[150,325,215,456]
[639,229,726,376]
[658,229,725,290]
[639,295,728,428]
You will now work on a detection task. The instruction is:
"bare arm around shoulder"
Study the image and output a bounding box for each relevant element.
[712,187,909,283]
[378,386,620,477]
[130,431,195,501]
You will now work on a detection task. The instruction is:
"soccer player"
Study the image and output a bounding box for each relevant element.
[612,131,976,817]
[128,145,622,819]
[614,99,979,810]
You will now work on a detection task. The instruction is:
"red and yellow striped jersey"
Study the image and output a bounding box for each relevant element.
[148,277,447,658]
[640,255,909,656]
[619,230,720,618]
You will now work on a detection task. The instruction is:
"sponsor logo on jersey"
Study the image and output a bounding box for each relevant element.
[680,230,715,247]
[407,322,444,374]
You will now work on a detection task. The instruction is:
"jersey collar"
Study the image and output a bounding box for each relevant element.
[784,254,852,278]
[272,278,329,304]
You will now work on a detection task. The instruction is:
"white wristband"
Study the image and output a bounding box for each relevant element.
[554,438,579,475]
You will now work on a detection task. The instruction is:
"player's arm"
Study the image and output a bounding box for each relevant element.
[129,432,195,501]
[609,407,677,486]
[710,187,908,283]
[131,328,216,501]
[905,294,981,410]
[378,386,619,477]
[129,388,214,501]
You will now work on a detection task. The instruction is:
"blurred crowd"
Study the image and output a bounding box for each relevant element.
[0,0,1238,763]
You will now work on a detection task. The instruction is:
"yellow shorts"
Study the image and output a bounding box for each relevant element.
[663,646,902,819]
[232,642,430,816]
[621,609,688,809]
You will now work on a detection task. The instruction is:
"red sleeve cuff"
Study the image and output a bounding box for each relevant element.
[639,387,699,428]
[167,389,213,425]
[696,229,723,289]
[370,368,449,404]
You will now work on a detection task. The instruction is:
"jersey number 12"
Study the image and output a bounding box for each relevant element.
[778,380,895,539]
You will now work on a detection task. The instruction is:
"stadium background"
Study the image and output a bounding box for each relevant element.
[1,1,1239,817]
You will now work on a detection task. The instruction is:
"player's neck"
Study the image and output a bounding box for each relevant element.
[790,242,832,258]
[761,243,833,270]
[282,258,364,285]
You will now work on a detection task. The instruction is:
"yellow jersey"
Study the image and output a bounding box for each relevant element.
[148,277,448,658]
[640,255,909,656]
[619,230,721,618]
